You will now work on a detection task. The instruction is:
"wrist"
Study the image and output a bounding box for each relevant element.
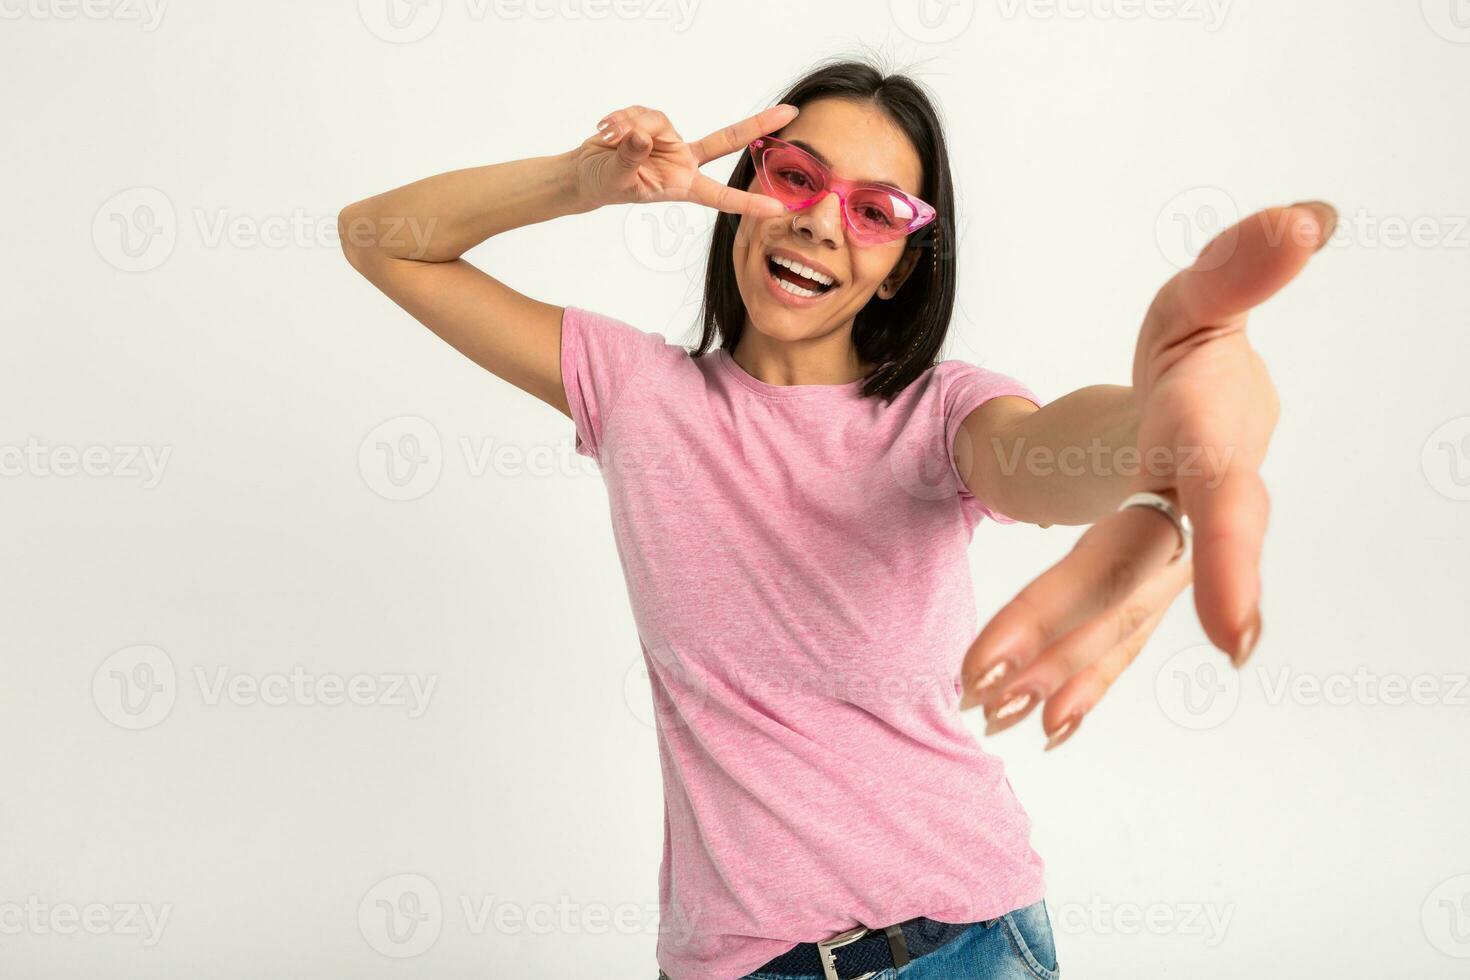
[556,147,600,216]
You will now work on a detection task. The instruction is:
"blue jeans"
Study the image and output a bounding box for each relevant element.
[659,899,1060,980]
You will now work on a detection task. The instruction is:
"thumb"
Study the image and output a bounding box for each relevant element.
[1173,201,1337,329]
[612,129,652,171]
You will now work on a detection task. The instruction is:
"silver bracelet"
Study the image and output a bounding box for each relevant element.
[1117,491,1193,564]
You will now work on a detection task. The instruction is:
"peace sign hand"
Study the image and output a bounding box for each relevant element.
[573,103,797,218]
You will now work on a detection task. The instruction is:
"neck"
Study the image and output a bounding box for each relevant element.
[731,324,874,387]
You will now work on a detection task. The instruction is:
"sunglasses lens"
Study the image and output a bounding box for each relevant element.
[761,145,824,204]
[847,187,916,241]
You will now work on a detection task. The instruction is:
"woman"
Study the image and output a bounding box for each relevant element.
[339,57,1331,980]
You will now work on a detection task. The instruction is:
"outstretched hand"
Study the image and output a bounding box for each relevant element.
[960,202,1338,750]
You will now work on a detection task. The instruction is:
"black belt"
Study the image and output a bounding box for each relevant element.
[756,915,988,979]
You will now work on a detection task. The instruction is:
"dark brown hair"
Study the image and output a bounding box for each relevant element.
[692,54,958,402]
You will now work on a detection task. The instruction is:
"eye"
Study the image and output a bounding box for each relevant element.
[776,168,813,189]
[858,205,894,227]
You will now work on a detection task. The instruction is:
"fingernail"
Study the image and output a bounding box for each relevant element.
[1234,610,1262,667]
[1291,200,1338,252]
[600,129,615,142]
[1044,714,1082,752]
[984,691,1037,736]
[971,660,1011,699]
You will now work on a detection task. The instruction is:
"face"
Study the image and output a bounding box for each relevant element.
[732,97,926,351]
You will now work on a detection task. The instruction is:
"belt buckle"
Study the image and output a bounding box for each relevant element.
[816,924,875,980]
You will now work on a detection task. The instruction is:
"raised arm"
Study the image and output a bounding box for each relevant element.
[337,104,797,415]
[338,150,591,413]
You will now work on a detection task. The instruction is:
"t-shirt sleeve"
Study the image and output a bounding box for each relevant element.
[941,361,1042,525]
[559,305,666,464]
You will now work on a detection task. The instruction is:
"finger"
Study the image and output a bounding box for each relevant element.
[687,103,800,165]
[593,106,640,142]
[686,172,787,219]
[609,127,654,173]
[980,555,1191,732]
[1142,202,1338,350]
[1179,457,1268,664]
[1036,599,1173,751]
[959,495,1183,710]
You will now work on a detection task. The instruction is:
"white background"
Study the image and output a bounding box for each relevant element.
[3,1,1468,977]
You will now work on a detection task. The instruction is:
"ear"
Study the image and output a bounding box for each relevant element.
[876,245,923,300]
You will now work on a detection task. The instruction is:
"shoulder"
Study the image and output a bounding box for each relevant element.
[921,358,1041,419]
[561,305,695,377]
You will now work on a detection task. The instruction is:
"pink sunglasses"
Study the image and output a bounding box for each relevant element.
[748,135,937,246]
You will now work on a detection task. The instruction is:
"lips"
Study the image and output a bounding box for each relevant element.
[764,247,840,289]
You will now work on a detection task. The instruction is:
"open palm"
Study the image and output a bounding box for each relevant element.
[961,203,1337,748]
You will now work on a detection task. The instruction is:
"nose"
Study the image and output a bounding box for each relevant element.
[791,190,845,248]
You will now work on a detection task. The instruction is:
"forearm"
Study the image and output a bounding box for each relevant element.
[980,385,1143,526]
[338,147,591,264]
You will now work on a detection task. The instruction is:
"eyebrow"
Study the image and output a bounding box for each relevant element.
[786,139,907,192]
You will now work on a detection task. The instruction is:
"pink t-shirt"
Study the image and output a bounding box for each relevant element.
[560,305,1047,980]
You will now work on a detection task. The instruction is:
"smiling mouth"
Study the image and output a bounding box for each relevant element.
[766,253,837,298]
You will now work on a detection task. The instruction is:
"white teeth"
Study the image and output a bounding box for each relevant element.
[776,278,820,298]
[769,254,835,287]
